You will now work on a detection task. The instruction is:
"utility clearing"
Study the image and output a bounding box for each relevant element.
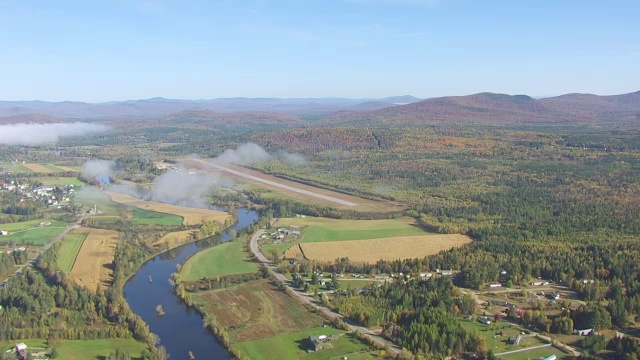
[69,227,118,293]
[105,191,230,225]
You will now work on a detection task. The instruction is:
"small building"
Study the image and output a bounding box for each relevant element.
[539,355,556,360]
[477,316,491,325]
[0,230,7,236]
[419,272,433,278]
[488,283,502,288]
[507,335,522,345]
[575,329,593,336]
[307,335,325,352]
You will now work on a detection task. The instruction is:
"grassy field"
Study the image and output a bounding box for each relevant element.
[33,176,85,187]
[74,189,183,226]
[192,279,325,342]
[459,319,547,355]
[0,219,68,245]
[182,240,258,280]
[233,327,375,360]
[0,162,32,173]
[274,217,429,242]
[0,338,147,360]
[57,232,88,272]
[498,346,571,360]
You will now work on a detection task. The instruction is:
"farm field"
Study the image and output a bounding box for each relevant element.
[0,338,147,360]
[32,176,85,187]
[274,216,428,242]
[233,327,375,360]
[69,227,118,293]
[106,190,230,226]
[0,162,32,173]
[0,219,68,245]
[183,159,406,213]
[22,163,55,173]
[182,240,258,280]
[74,188,184,226]
[56,232,88,272]
[192,279,325,343]
[55,165,80,172]
[299,234,472,262]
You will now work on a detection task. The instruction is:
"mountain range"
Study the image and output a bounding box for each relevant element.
[1,91,638,127]
[0,96,422,119]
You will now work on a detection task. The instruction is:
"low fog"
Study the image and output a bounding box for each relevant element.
[149,168,230,208]
[0,122,109,145]
[217,142,272,164]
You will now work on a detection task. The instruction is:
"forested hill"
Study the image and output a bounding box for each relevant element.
[322,90,640,126]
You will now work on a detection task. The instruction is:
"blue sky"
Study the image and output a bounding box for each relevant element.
[0,0,638,102]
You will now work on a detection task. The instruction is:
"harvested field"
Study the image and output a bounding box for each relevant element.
[105,191,231,225]
[283,244,304,259]
[69,227,118,292]
[153,230,197,247]
[183,159,406,213]
[193,279,324,342]
[22,163,52,173]
[299,234,473,263]
[56,165,77,172]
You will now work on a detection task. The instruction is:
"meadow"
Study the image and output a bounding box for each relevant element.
[0,219,68,245]
[181,240,258,280]
[233,327,375,360]
[459,319,548,355]
[56,232,88,272]
[0,338,148,360]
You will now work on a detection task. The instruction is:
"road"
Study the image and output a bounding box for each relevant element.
[248,228,401,355]
[495,343,552,356]
[187,159,359,207]
[0,212,88,287]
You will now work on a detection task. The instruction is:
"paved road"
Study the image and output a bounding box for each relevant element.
[1,212,88,287]
[248,228,400,355]
[187,159,359,207]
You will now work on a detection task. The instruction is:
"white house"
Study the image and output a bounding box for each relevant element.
[0,230,7,236]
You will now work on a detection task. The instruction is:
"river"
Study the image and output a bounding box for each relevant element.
[124,208,259,360]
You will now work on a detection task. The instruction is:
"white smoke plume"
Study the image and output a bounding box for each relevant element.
[217,142,272,165]
[150,168,228,208]
[0,122,109,145]
[278,151,308,165]
[81,160,114,178]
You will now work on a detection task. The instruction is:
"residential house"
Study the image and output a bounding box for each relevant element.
[507,335,522,345]
[477,316,491,325]
[307,335,325,352]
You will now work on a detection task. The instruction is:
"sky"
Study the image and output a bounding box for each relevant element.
[0,0,638,102]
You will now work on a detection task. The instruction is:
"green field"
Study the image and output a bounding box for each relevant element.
[41,164,65,173]
[233,327,374,360]
[33,176,85,187]
[498,346,572,360]
[0,220,68,245]
[0,162,32,173]
[460,319,547,355]
[57,233,88,272]
[275,217,429,243]
[0,338,148,360]
[182,240,258,280]
[74,189,183,226]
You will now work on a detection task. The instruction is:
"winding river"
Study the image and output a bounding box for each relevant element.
[124,208,259,360]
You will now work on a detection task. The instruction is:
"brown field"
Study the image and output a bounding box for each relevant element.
[194,279,324,342]
[299,234,473,263]
[183,159,406,213]
[105,191,231,225]
[283,244,304,259]
[153,230,197,247]
[69,227,119,293]
[22,163,52,173]
[56,165,77,172]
